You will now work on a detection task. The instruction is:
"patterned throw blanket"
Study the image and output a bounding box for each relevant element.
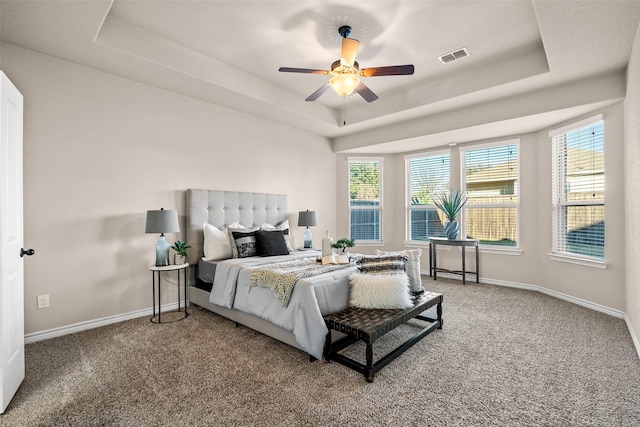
[250,258,353,307]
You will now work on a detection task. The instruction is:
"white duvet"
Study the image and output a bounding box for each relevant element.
[209,251,357,359]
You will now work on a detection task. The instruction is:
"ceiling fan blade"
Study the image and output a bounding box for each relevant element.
[355,82,378,102]
[305,84,331,102]
[279,67,329,75]
[340,38,360,67]
[360,64,415,77]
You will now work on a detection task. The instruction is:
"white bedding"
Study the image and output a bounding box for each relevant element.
[209,251,357,359]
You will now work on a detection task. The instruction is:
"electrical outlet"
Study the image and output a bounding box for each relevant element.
[37,294,50,309]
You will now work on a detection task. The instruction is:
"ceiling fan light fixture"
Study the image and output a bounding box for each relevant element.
[329,73,361,97]
[278,25,414,102]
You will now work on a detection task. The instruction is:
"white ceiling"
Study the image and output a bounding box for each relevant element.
[2,0,640,153]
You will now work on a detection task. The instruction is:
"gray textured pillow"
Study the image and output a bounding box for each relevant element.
[375,249,424,293]
[355,254,406,274]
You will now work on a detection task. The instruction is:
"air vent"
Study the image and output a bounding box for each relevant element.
[438,47,470,64]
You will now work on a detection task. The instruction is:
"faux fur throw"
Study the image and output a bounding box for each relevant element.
[250,258,352,307]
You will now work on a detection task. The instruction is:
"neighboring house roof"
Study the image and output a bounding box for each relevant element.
[465,146,603,185]
[566,147,604,176]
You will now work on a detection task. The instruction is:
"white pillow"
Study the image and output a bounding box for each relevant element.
[349,272,413,309]
[202,222,242,261]
[375,249,424,293]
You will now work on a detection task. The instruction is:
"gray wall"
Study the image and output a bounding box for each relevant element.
[3,43,337,335]
[625,21,640,351]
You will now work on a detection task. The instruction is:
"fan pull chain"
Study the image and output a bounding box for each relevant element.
[343,97,346,126]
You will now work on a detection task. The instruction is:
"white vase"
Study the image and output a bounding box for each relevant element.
[322,231,333,257]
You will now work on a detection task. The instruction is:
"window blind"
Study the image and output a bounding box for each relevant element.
[551,118,604,259]
[407,153,450,241]
[462,142,519,246]
[408,154,450,205]
[349,158,382,241]
[465,144,518,203]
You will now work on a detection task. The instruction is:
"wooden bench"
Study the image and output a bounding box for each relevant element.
[323,291,443,382]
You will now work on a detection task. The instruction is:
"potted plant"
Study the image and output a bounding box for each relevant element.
[332,238,355,253]
[433,188,467,239]
[171,241,191,265]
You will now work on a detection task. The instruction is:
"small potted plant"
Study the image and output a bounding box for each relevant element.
[433,188,467,239]
[332,238,355,253]
[171,241,191,265]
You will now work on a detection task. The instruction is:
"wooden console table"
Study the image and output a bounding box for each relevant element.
[429,237,479,284]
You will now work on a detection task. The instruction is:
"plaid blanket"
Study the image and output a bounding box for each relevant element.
[250,258,353,307]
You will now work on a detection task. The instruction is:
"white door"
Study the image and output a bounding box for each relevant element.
[0,71,25,413]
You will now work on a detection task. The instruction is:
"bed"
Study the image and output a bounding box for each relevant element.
[186,189,356,360]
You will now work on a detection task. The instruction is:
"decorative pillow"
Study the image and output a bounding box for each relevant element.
[376,249,424,293]
[349,272,413,309]
[260,220,293,252]
[203,222,233,261]
[228,227,258,258]
[255,230,289,257]
[356,254,406,275]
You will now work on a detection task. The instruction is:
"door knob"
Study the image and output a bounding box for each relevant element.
[20,248,35,257]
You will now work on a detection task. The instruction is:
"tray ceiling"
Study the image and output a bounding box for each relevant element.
[2,1,640,152]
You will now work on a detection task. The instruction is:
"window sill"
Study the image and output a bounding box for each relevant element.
[479,246,522,256]
[354,240,385,247]
[548,253,608,269]
[403,241,429,248]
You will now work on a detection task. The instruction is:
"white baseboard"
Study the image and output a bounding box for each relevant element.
[423,270,624,318]
[24,301,186,344]
[625,314,640,360]
[423,270,637,358]
[482,277,625,319]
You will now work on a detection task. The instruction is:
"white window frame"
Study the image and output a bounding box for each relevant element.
[348,157,384,244]
[549,115,606,268]
[405,149,451,244]
[460,139,521,253]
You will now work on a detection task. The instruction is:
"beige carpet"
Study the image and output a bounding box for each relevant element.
[3,278,640,426]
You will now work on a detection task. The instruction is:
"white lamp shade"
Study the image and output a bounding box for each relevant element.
[145,209,180,234]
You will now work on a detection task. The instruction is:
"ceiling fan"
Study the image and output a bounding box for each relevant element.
[279,26,414,102]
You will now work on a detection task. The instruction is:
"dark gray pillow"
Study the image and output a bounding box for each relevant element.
[255,230,289,257]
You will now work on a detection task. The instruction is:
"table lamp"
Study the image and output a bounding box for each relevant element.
[298,210,317,248]
[145,208,180,266]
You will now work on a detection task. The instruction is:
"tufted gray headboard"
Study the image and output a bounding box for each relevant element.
[185,189,288,265]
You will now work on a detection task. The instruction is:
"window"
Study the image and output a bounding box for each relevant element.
[461,141,519,246]
[406,151,450,241]
[349,157,382,241]
[550,116,604,260]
